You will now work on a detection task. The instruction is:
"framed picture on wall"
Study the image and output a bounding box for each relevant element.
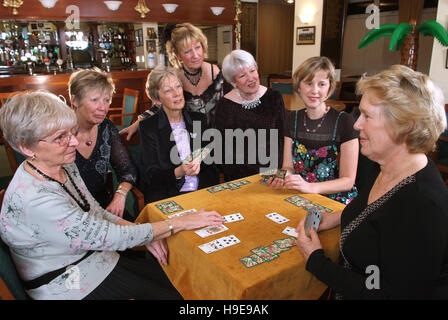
[296,26,316,45]
[146,39,156,52]
[135,29,143,47]
[446,50,448,69]
[223,30,231,44]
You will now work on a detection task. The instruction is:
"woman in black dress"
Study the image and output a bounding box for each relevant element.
[296,65,448,299]
[213,49,286,181]
[120,23,224,140]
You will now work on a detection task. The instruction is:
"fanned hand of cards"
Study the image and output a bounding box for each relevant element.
[183,147,211,165]
[259,169,287,185]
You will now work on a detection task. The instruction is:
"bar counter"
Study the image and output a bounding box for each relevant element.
[0,69,152,115]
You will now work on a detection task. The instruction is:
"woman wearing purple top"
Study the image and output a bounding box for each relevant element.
[138,66,219,203]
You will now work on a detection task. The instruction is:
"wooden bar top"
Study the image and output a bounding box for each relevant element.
[0,69,152,116]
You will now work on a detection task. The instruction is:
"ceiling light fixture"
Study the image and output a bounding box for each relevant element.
[104,1,122,11]
[210,6,225,16]
[162,3,178,13]
[39,0,58,8]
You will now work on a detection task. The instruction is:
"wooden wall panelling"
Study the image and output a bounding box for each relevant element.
[0,0,235,25]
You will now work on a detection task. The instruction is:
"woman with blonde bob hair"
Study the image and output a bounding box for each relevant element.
[270,56,359,205]
[295,65,448,300]
[120,23,224,139]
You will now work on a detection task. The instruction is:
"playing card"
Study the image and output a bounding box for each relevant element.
[195,224,229,238]
[274,237,296,249]
[239,256,258,268]
[284,195,312,207]
[217,234,241,248]
[282,226,299,238]
[155,200,184,215]
[251,247,278,261]
[264,243,284,255]
[206,184,227,194]
[167,208,197,219]
[225,182,241,191]
[198,239,225,254]
[265,212,290,224]
[183,147,211,165]
[222,213,244,224]
[276,169,287,179]
[304,207,322,237]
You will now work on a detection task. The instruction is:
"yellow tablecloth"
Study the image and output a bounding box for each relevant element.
[135,174,345,300]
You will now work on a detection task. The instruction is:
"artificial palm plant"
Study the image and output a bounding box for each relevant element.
[358,19,448,70]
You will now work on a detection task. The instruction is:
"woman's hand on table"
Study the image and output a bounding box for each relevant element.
[145,239,169,266]
[175,209,224,231]
[295,216,322,263]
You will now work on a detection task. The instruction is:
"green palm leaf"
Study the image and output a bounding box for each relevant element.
[417,20,448,46]
[358,24,398,49]
[389,23,412,51]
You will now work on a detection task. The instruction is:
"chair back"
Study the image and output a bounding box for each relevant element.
[0,91,22,106]
[0,190,28,300]
[269,77,293,95]
[122,88,139,128]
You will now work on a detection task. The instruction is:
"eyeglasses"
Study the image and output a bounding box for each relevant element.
[39,128,79,147]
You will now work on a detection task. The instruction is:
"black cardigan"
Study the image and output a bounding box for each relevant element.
[306,158,448,299]
[138,108,219,204]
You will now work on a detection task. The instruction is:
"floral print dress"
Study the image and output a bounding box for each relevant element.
[292,111,358,205]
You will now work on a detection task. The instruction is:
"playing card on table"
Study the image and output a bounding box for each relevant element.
[198,239,225,254]
[282,226,299,238]
[265,212,290,224]
[222,213,244,224]
[155,200,184,214]
[217,234,241,248]
[274,237,297,249]
[284,195,312,207]
[239,256,259,268]
[195,224,229,238]
[198,235,240,254]
[167,208,197,219]
[251,247,278,262]
[206,184,227,194]
[264,243,284,255]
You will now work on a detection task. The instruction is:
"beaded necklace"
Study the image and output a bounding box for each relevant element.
[236,89,261,110]
[183,66,202,87]
[303,107,329,133]
[27,161,91,212]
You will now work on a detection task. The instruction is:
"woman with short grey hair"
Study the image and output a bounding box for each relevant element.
[214,49,286,181]
[0,91,223,300]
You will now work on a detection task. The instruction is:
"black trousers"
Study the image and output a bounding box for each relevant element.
[83,251,183,300]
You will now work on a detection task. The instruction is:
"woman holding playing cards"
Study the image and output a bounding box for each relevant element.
[0,91,224,300]
[270,56,359,205]
[139,65,219,203]
[296,65,448,299]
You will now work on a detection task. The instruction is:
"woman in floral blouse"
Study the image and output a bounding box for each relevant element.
[270,57,359,204]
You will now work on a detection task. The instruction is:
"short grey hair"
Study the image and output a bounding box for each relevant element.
[221,49,257,84]
[145,65,182,101]
[0,91,77,153]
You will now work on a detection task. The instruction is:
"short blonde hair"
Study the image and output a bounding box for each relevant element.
[221,49,257,84]
[145,65,182,101]
[357,65,447,153]
[292,56,336,100]
[0,91,76,153]
[166,23,208,69]
[68,67,115,106]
